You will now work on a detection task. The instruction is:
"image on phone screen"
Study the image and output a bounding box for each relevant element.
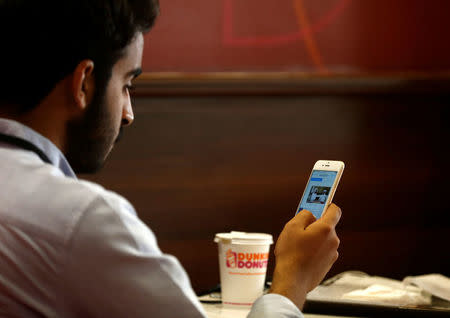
[296,170,338,219]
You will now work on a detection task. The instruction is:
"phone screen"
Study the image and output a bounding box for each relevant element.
[296,170,338,219]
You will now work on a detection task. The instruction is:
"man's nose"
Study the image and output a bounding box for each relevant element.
[122,98,134,126]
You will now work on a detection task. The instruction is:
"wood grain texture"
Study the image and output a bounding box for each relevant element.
[132,72,450,96]
[81,91,450,292]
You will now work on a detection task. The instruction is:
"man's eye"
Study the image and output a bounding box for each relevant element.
[125,84,135,92]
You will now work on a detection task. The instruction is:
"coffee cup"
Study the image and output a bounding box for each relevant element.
[214,231,273,307]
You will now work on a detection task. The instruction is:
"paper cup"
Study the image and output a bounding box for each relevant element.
[214,231,273,307]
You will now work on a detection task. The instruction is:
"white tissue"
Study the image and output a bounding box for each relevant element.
[404,274,450,302]
[341,283,431,306]
[307,271,435,307]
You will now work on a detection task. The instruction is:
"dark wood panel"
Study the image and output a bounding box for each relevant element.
[82,93,450,292]
[133,73,450,96]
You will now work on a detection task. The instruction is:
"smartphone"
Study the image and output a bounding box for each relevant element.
[295,160,345,219]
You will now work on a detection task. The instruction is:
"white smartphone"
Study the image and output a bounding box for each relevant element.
[295,160,345,219]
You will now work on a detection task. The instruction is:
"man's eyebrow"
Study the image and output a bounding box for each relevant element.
[126,68,142,80]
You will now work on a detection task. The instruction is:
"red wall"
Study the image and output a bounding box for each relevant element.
[143,0,450,73]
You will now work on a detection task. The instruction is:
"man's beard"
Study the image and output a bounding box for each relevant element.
[64,89,121,174]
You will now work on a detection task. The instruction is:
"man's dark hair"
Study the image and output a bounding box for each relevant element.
[0,0,159,112]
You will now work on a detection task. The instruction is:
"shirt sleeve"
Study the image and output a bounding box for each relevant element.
[59,194,207,318]
[248,294,304,318]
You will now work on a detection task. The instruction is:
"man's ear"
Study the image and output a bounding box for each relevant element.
[72,60,95,111]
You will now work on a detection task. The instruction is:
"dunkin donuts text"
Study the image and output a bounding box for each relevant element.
[226,249,268,269]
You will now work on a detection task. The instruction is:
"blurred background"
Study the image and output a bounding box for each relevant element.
[82,0,450,292]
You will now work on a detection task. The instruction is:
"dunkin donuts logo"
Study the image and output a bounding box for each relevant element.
[226,249,268,269]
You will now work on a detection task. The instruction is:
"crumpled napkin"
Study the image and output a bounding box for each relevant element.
[403,274,450,302]
[341,283,431,306]
[307,271,434,306]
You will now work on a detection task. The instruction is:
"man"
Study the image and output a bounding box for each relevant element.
[320,190,328,204]
[0,1,341,317]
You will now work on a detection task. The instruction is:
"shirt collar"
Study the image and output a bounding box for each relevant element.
[0,118,76,179]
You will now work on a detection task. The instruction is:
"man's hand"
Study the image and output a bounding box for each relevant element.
[269,204,342,309]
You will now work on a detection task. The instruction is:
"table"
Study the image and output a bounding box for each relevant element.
[202,303,360,318]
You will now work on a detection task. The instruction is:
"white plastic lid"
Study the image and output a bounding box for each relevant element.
[214,231,273,245]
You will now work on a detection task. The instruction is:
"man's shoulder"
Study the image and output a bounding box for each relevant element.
[77,178,135,216]
[0,156,134,245]
[36,173,137,242]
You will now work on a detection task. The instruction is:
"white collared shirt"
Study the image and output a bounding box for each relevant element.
[0,118,302,317]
